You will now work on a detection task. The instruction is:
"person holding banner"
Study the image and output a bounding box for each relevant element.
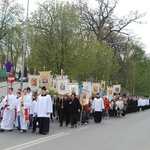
[93,93,104,123]
[0,88,16,132]
[69,93,81,128]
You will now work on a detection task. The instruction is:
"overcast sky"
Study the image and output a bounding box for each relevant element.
[18,0,150,54]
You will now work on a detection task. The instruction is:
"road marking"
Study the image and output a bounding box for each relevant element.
[76,126,89,131]
[3,132,70,150]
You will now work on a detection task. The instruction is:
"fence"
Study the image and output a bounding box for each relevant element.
[0,69,6,81]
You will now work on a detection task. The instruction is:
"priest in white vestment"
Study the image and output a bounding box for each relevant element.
[0,88,16,132]
[17,88,32,133]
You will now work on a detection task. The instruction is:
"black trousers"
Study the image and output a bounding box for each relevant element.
[60,111,70,126]
[70,113,78,127]
[32,116,37,131]
[94,111,102,123]
[38,117,49,134]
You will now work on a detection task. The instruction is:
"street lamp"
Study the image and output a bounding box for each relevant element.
[144,69,150,97]
[132,62,136,96]
[20,0,29,90]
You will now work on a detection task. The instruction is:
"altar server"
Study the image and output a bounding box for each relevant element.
[35,86,53,135]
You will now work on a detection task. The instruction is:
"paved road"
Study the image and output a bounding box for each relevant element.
[0,110,150,150]
[0,82,29,97]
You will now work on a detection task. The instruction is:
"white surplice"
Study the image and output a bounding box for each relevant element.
[1,94,16,130]
[17,95,32,130]
[93,97,104,112]
[35,94,53,118]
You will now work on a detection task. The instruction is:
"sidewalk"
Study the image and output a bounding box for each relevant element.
[0,81,17,88]
[0,81,8,88]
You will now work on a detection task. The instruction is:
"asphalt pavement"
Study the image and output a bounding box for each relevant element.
[0,81,150,150]
[0,110,150,150]
[0,81,28,97]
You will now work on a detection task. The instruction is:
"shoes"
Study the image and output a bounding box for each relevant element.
[8,130,13,131]
[0,129,4,132]
[71,126,74,128]
[75,124,77,128]
[32,131,35,133]
[20,130,26,133]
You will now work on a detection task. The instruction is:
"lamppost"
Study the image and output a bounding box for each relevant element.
[133,62,136,96]
[144,69,150,97]
[20,0,29,90]
[107,59,110,86]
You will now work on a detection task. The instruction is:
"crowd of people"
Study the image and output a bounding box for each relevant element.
[0,86,150,135]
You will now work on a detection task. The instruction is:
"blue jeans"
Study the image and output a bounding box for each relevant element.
[81,109,87,124]
[29,114,33,128]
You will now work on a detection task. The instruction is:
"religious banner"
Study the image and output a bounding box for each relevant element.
[52,77,56,90]
[55,75,69,92]
[79,89,90,106]
[82,82,92,92]
[50,75,53,87]
[107,86,114,101]
[101,80,105,91]
[39,71,51,88]
[78,85,83,96]
[92,83,100,93]
[5,60,13,73]
[113,84,121,94]
[99,90,104,97]
[57,78,69,95]
[68,83,79,96]
[28,75,40,92]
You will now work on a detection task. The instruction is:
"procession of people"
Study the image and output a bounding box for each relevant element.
[0,86,150,135]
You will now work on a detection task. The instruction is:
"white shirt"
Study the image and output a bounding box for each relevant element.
[93,97,104,111]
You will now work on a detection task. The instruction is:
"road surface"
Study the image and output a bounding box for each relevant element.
[0,82,28,97]
[0,109,150,150]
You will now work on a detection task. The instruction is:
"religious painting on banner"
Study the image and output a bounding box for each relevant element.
[39,71,51,88]
[92,83,100,93]
[68,83,79,96]
[107,86,114,101]
[55,75,68,92]
[82,82,92,93]
[101,80,105,91]
[57,78,69,95]
[80,89,90,106]
[28,75,40,92]
[113,85,121,94]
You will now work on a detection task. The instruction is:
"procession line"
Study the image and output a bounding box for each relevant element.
[3,132,70,150]
[76,126,89,131]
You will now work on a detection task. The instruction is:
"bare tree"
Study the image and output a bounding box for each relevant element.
[81,0,145,43]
